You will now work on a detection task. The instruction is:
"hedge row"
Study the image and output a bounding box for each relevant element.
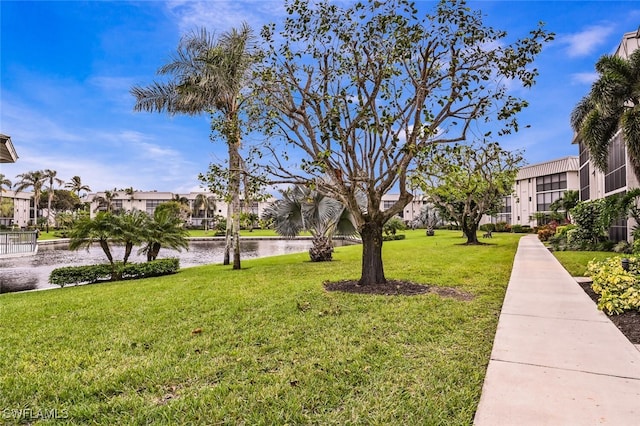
[49,258,180,288]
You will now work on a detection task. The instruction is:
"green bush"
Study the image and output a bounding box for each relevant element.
[479,223,496,232]
[49,264,113,288]
[382,234,406,241]
[50,259,180,288]
[383,216,406,236]
[511,224,531,233]
[587,256,640,314]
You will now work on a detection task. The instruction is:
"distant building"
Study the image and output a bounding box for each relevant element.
[573,29,640,242]
[507,156,580,227]
[85,191,274,228]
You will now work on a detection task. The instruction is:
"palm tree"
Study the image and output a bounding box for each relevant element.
[262,186,358,262]
[43,169,64,232]
[14,170,46,227]
[193,193,216,230]
[571,49,640,178]
[131,24,259,270]
[65,175,91,197]
[94,189,119,213]
[112,210,148,266]
[0,173,12,216]
[141,206,189,261]
[69,212,118,279]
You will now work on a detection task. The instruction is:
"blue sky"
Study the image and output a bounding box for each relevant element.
[1,1,639,194]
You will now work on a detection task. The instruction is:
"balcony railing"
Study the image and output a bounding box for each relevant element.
[0,231,38,257]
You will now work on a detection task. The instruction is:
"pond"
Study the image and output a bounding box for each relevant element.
[0,239,321,294]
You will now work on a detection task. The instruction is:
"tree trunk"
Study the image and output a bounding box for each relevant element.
[231,144,242,270]
[123,243,133,265]
[223,202,232,265]
[309,235,333,262]
[358,220,386,285]
[462,217,480,244]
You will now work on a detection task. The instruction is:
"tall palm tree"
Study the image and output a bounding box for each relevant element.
[131,24,259,270]
[65,175,91,198]
[571,49,640,178]
[0,173,12,216]
[262,186,358,262]
[43,169,64,232]
[14,170,46,227]
[193,193,216,230]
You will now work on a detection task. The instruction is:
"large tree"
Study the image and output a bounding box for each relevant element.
[571,49,640,178]
[256,0,552,285]
[413,142,523,244]
[14,170,46,227]
[131,25,259,270]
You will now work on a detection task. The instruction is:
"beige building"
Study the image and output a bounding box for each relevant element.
[85,190,274,228]
[507,156,580,227]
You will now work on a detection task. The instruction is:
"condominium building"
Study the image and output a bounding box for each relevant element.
[507,156,580,227]
[85,191,274,228]
[574,29,640,241]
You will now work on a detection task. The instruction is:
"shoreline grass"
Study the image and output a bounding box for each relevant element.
[1,230,521,424]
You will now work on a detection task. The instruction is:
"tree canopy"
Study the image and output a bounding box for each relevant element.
[413,141,523,244]
[255,0,552,284]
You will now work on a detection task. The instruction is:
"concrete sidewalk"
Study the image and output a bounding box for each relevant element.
[474,235,640,425]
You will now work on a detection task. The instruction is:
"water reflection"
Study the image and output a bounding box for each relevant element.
[0,239,316,293]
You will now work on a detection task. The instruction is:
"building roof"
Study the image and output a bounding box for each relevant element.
[614,29,640,59]
[516,156,579,180]
[0,134,18,163]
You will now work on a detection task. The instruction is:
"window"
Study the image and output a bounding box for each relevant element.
[604,133,626,193]
[145,200,164,215]
[536,173,567,192]
[536,191,564,212]
[383,201,394,210]
[579,140,590,166]
[580,164,590,201]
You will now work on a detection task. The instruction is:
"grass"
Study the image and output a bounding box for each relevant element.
[552,250,616,277]
[1,230,522,425]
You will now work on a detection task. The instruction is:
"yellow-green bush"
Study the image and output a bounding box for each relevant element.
[587,256,640,314]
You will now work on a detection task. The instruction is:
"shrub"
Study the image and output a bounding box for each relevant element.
[613,241,633,254]
[383,216,406,237]
[494,222,510,232]
[587,256,640,314]
[537,224,556,242]
[49,259,180,288]
[382,234,406,241]
[479,223,496,232]
[511,224,531,233]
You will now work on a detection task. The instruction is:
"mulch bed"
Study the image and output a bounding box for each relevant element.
[324,279,474,301]
[576,280,640,344]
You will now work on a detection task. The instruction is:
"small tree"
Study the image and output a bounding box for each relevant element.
[255,0,552,284]
[414,142,523,244]
[262,185,358,261]
[141,203,189,261]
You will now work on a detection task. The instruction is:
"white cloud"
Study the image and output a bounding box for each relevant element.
[165,0,286,34]
[570,72,598,85]
[559,24,615,58]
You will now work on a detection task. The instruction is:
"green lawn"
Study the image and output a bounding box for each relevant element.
[1,230,522,425]
[552,250,616,277]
